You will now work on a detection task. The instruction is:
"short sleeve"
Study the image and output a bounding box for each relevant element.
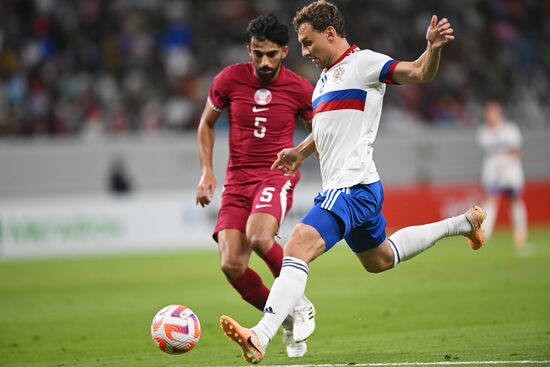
[208,68,231,112]
[298,79,314,120]
[356,49,401,85]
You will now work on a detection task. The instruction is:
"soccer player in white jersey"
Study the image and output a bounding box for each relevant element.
[219,1,486,363]
[478,100,529,251]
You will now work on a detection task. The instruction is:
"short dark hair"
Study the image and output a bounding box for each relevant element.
[246,14,289,46]
[293,0,346,37]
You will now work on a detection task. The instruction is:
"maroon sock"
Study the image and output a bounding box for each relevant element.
[259,241,283,277]
[228,268,270,311]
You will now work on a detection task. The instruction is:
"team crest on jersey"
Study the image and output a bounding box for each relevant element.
[254,88,272,105]
[332,66,346,82]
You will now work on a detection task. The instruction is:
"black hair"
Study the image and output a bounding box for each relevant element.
[246,14,289,46]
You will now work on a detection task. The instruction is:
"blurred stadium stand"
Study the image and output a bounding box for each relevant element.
[1,0,548,193]
[1,130,550,197]
[1,1,549,259]
[0,0,549,136]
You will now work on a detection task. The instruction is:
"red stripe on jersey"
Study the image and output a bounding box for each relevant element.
[324,44,360,72]
[385,61,400,84]
[313,98,365,115]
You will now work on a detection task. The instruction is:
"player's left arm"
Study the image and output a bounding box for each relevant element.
[392,15,455,85]
[302,119,313,133]
[272,133,316,176]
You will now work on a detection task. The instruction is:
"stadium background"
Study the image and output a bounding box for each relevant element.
[1,1,550,367]
[0,0,548,258]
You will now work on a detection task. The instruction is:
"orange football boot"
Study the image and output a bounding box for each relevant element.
[220,315,265,364]
[464,205,486,250]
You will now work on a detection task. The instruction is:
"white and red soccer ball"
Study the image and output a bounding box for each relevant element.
[151,304,201,354]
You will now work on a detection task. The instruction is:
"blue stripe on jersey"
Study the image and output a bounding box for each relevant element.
[312,89,367,110]
[379,59,398,83]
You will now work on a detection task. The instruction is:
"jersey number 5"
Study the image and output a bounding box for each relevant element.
[259,187,275,203]
[254,117,267,138]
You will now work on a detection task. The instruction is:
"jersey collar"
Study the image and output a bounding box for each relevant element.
[324,44,360,72]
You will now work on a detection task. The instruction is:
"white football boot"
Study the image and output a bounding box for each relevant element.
[292,296,316,342]
[282,315,307,358]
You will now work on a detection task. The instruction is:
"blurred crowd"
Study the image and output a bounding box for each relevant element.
[0,0,548,138]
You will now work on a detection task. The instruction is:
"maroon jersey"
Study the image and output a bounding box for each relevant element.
[208,62,313,182]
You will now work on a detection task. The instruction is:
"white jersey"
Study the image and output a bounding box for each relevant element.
[311,45,399,191]
[478,121,524,189]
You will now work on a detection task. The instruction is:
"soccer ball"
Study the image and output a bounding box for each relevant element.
[151,304,201,354]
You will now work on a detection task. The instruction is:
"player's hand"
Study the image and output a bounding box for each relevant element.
[426,15,455,49]
[196,171,216,207]
[271,148,304,176]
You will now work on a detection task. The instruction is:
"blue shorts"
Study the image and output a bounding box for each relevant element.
[300,181,387,253]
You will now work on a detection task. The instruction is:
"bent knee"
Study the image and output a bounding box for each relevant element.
[246,233,273,251]
[363,263,389,273]
[362,256,394,274]
[284,223,325,262]
[220,258,248,279]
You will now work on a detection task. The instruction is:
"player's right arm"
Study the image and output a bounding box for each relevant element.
[271,133,316,176]
[392,15,454,85]
[196,100,221,207]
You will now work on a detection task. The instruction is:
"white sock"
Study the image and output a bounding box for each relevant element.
[482,199,498,240]
[388,215,471,266]
[511,199,527,242]
[252,256,309,348]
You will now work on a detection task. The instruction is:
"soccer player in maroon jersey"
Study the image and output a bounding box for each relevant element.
[195,14,315,357]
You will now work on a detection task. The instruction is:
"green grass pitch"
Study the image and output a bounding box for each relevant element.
[1,228,549,367]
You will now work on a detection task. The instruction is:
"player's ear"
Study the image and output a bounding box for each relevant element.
[246,44,252,57]
[326,26,336,42]
[281,45,289,59]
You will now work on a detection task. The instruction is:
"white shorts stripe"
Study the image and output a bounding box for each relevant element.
[326,190,342,210]
[279,180,293,224]
[321,189,336,208]
[321,188,344,211]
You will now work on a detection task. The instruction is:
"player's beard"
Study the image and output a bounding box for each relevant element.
[256,65,278,82]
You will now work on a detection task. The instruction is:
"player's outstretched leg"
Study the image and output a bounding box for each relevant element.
[464,205,487,250]
[220,315,265,364]
[292,295,315,342]
[388,205,487,267]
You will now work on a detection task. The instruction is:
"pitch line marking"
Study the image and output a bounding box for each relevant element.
[218,360,550,367]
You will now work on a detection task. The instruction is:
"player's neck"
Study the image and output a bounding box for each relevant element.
[326,38,351,70]
[335,39,351,56]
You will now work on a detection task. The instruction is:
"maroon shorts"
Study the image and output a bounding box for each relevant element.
[213,170,300,241]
